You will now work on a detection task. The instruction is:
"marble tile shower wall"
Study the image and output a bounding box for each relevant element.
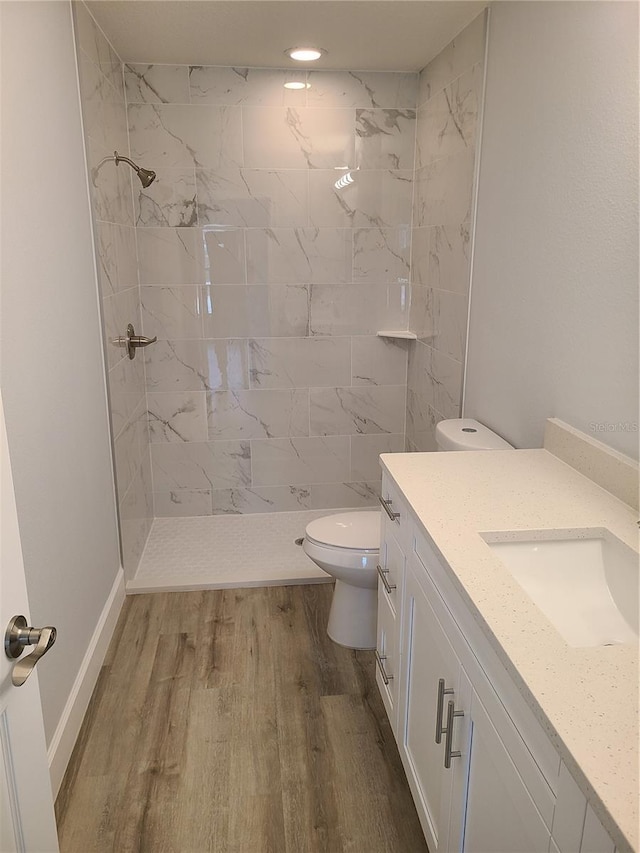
[125,66,417,515]
[406,12,486,451]
[74,3,153,571]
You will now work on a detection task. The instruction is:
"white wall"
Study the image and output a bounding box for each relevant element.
[0,1,122,746]
[464,1,639,459]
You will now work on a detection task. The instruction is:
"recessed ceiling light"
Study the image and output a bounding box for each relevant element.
[286,47,325,62]
[284,81,310,90]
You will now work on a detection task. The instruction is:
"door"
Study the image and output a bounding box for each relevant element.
[398,556,463,852]
[458,670,551,853]
[0,395,59,851]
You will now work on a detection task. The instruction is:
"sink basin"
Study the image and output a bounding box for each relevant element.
[481,529,638,648]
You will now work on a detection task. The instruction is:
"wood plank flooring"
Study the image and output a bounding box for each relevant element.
[55,585,428,853]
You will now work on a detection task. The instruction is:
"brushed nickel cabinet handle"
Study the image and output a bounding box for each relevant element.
[435,677,454,744]
[379,496,400,521]
[444,699,464,768]
[375,649,393,685]
[376,563,397,595]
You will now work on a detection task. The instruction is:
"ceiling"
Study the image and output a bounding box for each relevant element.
[86,1,486,71]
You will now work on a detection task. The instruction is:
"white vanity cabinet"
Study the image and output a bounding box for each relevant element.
[376,476,622,853]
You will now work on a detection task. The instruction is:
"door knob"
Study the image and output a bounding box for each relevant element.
[112,323,157,360]
[4,615,57,687]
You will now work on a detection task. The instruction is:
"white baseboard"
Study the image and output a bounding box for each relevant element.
[47,567,126,797]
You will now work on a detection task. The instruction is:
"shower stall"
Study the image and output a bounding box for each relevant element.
[73,1,486,589]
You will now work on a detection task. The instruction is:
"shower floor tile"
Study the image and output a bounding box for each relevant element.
[128,509,342,592]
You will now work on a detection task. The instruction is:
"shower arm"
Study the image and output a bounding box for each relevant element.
[91,150,156,187]
[114,152,139,171]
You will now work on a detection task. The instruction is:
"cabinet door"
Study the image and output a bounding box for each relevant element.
[399,557,462,853]
[460,674,551,853]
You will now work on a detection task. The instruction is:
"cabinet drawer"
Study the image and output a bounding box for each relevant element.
[378,530,405,616]
[376,586,398,728]
[380,473,409,551]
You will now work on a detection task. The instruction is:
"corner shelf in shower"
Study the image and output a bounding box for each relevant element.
[376,330,418,340]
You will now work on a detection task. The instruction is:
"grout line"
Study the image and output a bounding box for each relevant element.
[120,37,157,524]
[80,1,125,66]
[461,7,490,418]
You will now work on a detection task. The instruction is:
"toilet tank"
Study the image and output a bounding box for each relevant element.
[435,418,513,451]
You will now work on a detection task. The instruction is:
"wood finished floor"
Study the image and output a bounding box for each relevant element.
[55,585,428,853]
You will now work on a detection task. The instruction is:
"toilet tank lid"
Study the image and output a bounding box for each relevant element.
[305,511,381,550]
[435,418,514,451]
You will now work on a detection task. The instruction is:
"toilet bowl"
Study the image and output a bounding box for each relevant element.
[303,419,513,650]
[302,511,380,649]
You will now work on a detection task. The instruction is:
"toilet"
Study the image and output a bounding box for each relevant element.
[302,418,513,649]
[303,511,380,649]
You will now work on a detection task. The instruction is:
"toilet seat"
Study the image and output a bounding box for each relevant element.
[303,539,378,572]
[304,511,380,552]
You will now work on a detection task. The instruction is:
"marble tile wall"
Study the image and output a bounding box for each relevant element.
[406,12,486,451]
[125,65,416,514]
[74,3,153,570]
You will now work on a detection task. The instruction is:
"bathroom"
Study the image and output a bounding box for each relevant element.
[0,0,637,851]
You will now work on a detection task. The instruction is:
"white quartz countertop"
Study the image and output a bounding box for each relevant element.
[380,448,639,853]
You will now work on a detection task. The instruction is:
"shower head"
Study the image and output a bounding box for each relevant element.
[136,167,157,188]
[112,151,156,187]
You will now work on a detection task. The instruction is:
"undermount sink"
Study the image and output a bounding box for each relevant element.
[481,529,639,648]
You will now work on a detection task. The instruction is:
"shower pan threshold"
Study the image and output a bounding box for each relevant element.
[127,509,352,593]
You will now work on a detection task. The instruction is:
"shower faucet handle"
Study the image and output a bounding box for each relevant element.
[129,333,158,348]
[112,323,157,360]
